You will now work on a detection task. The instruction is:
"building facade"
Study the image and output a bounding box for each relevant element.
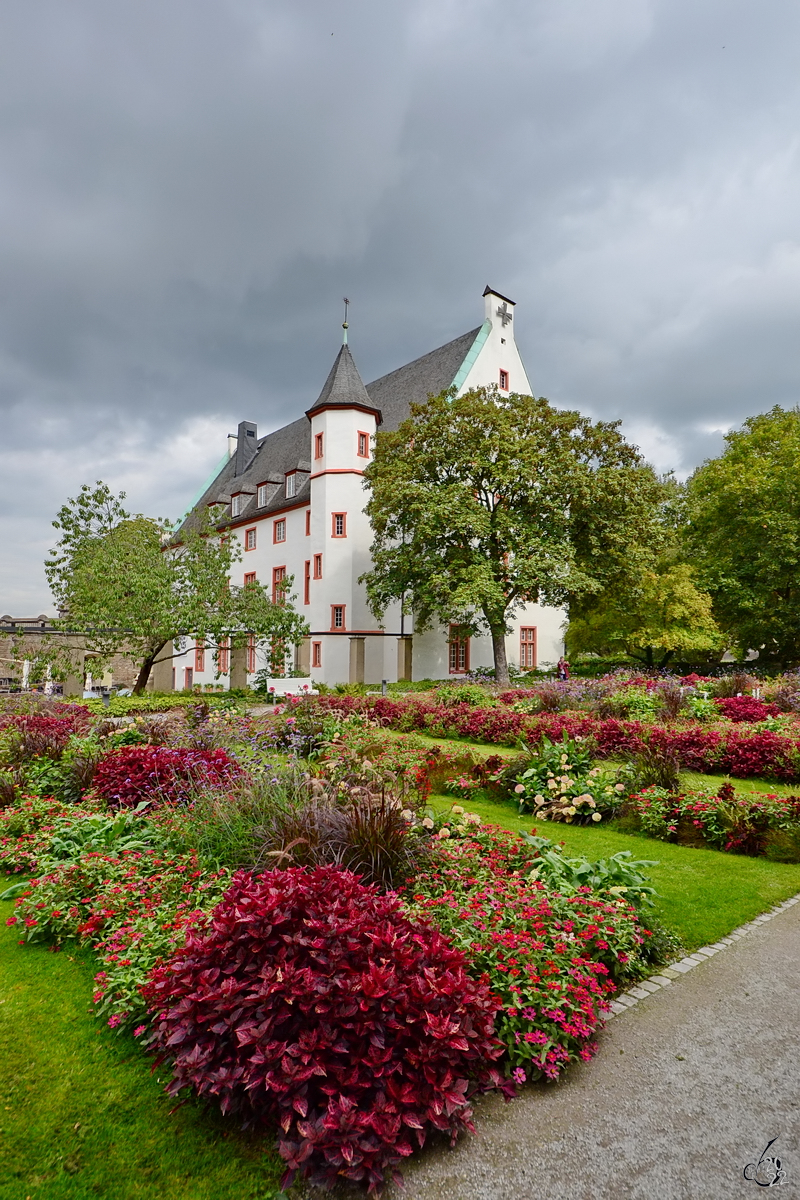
[168,287,565,690]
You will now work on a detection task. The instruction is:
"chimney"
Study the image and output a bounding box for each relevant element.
[234,420,258,476]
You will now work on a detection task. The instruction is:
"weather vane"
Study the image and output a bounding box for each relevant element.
[342,297,350,344]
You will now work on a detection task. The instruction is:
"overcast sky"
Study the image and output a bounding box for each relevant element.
[1,0,799,613]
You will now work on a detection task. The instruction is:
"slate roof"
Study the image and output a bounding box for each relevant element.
[365,326,482,431]
[185,325,482,531]
[307,343,380,419]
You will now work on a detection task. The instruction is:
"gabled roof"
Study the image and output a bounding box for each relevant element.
[365,326,482,431]
[183,323,483,531]
[306,343,380,421]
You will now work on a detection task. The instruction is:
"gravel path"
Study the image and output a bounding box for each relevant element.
[381,901,800,1200]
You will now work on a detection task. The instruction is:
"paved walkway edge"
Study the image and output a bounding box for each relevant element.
[606,889,800,1017]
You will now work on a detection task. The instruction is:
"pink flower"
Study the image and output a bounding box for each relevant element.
[512,1067,527,1085]
[133,1024,147,1037]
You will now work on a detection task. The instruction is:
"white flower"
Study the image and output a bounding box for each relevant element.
[534,794,545,806]
[515,783,526,794]
[451,805,465,815]
[615,783,626,792]
[547,778,558,790]
[401,809,414,821]
[592,812,602,822]
[437,826,451,839]
[422,817,435,830]
[465,812,481,825]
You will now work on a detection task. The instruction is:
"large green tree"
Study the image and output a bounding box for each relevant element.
[566,562,722,667]
[46,482,307,692]
[684,406,800,666]
[361,387,666,685]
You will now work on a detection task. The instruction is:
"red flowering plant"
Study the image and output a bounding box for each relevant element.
[92,745,242,808]
[405,825,646,1084]
[0,793,78,873]
[142,866,511,1194]
[626,783,800,856]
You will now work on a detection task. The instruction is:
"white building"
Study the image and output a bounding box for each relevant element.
[165,287,565,690]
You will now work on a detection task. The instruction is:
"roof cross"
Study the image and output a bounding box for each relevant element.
[496,301,513,327]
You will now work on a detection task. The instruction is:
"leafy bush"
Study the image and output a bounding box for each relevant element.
[0,709,92,765]
[143,866,510,1193]
[715,696,779,723]
[92,745,242,807]
[631,737,682,793]
[519,834,658,909]
[433,683,494,708]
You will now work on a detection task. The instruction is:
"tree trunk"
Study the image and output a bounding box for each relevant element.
[658,649,674,670]
[132,641,168,694]
[491,627,510,687]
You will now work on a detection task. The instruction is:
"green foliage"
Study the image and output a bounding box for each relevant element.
[519,835,658,909]
[45,482,308,693]
[566,563,721,668]
[684,406,800,667]
[361,387,664,684]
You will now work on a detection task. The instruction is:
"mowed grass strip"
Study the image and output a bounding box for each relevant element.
[0,889,288,1200]
[428,794,800,951]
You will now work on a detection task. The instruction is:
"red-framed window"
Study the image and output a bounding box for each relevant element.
[332,512,346,538]
[194,640,205,673]
[247,634,256,674]
[218,638,230,674]
[357,431,369,458]
[520,626,537,669]
[305,509,311,536]
[184,667,194,690]
[448,625,470,674]
[499,369,509,391]
[303,560,311,605]
[313,553,323,579]
[312,641,322,668]
[331,604,346,631]
[243,571,257,587]
[272,566,287,604]
[273,518,286,543]
[314,432,324,459]
[244,527,256,551]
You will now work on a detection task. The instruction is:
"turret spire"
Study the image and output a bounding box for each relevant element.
[342,296,350,344]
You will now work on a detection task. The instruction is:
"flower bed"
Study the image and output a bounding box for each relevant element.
[144,865,510,1193]
[625,783,800,859]
[310,694,800,781]
[407,825,645,1082]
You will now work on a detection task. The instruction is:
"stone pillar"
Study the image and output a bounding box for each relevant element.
[294,637,311,675]
[397,636,413,682]
[63,649,86,698]
[349,637,365,685]
[230,644,248,690]
[150,642,175,692]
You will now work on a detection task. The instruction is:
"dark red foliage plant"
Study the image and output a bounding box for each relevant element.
[715,696,779,723]
[92,745,241,808]
[143,865,510,1193]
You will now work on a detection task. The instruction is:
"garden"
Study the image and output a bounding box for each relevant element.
[3,670,800,1196]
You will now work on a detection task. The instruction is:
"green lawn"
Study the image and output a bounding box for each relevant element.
[0,889,288,1200]
[429,793,800,951]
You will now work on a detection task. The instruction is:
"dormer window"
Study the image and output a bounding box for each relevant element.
[257,483,269,507]
[285,473,296,499]
[231,494,242,518]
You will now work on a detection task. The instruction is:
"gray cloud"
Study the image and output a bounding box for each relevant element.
[1,0,799,610]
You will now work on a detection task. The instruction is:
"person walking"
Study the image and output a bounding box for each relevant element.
[557,655,570,681]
